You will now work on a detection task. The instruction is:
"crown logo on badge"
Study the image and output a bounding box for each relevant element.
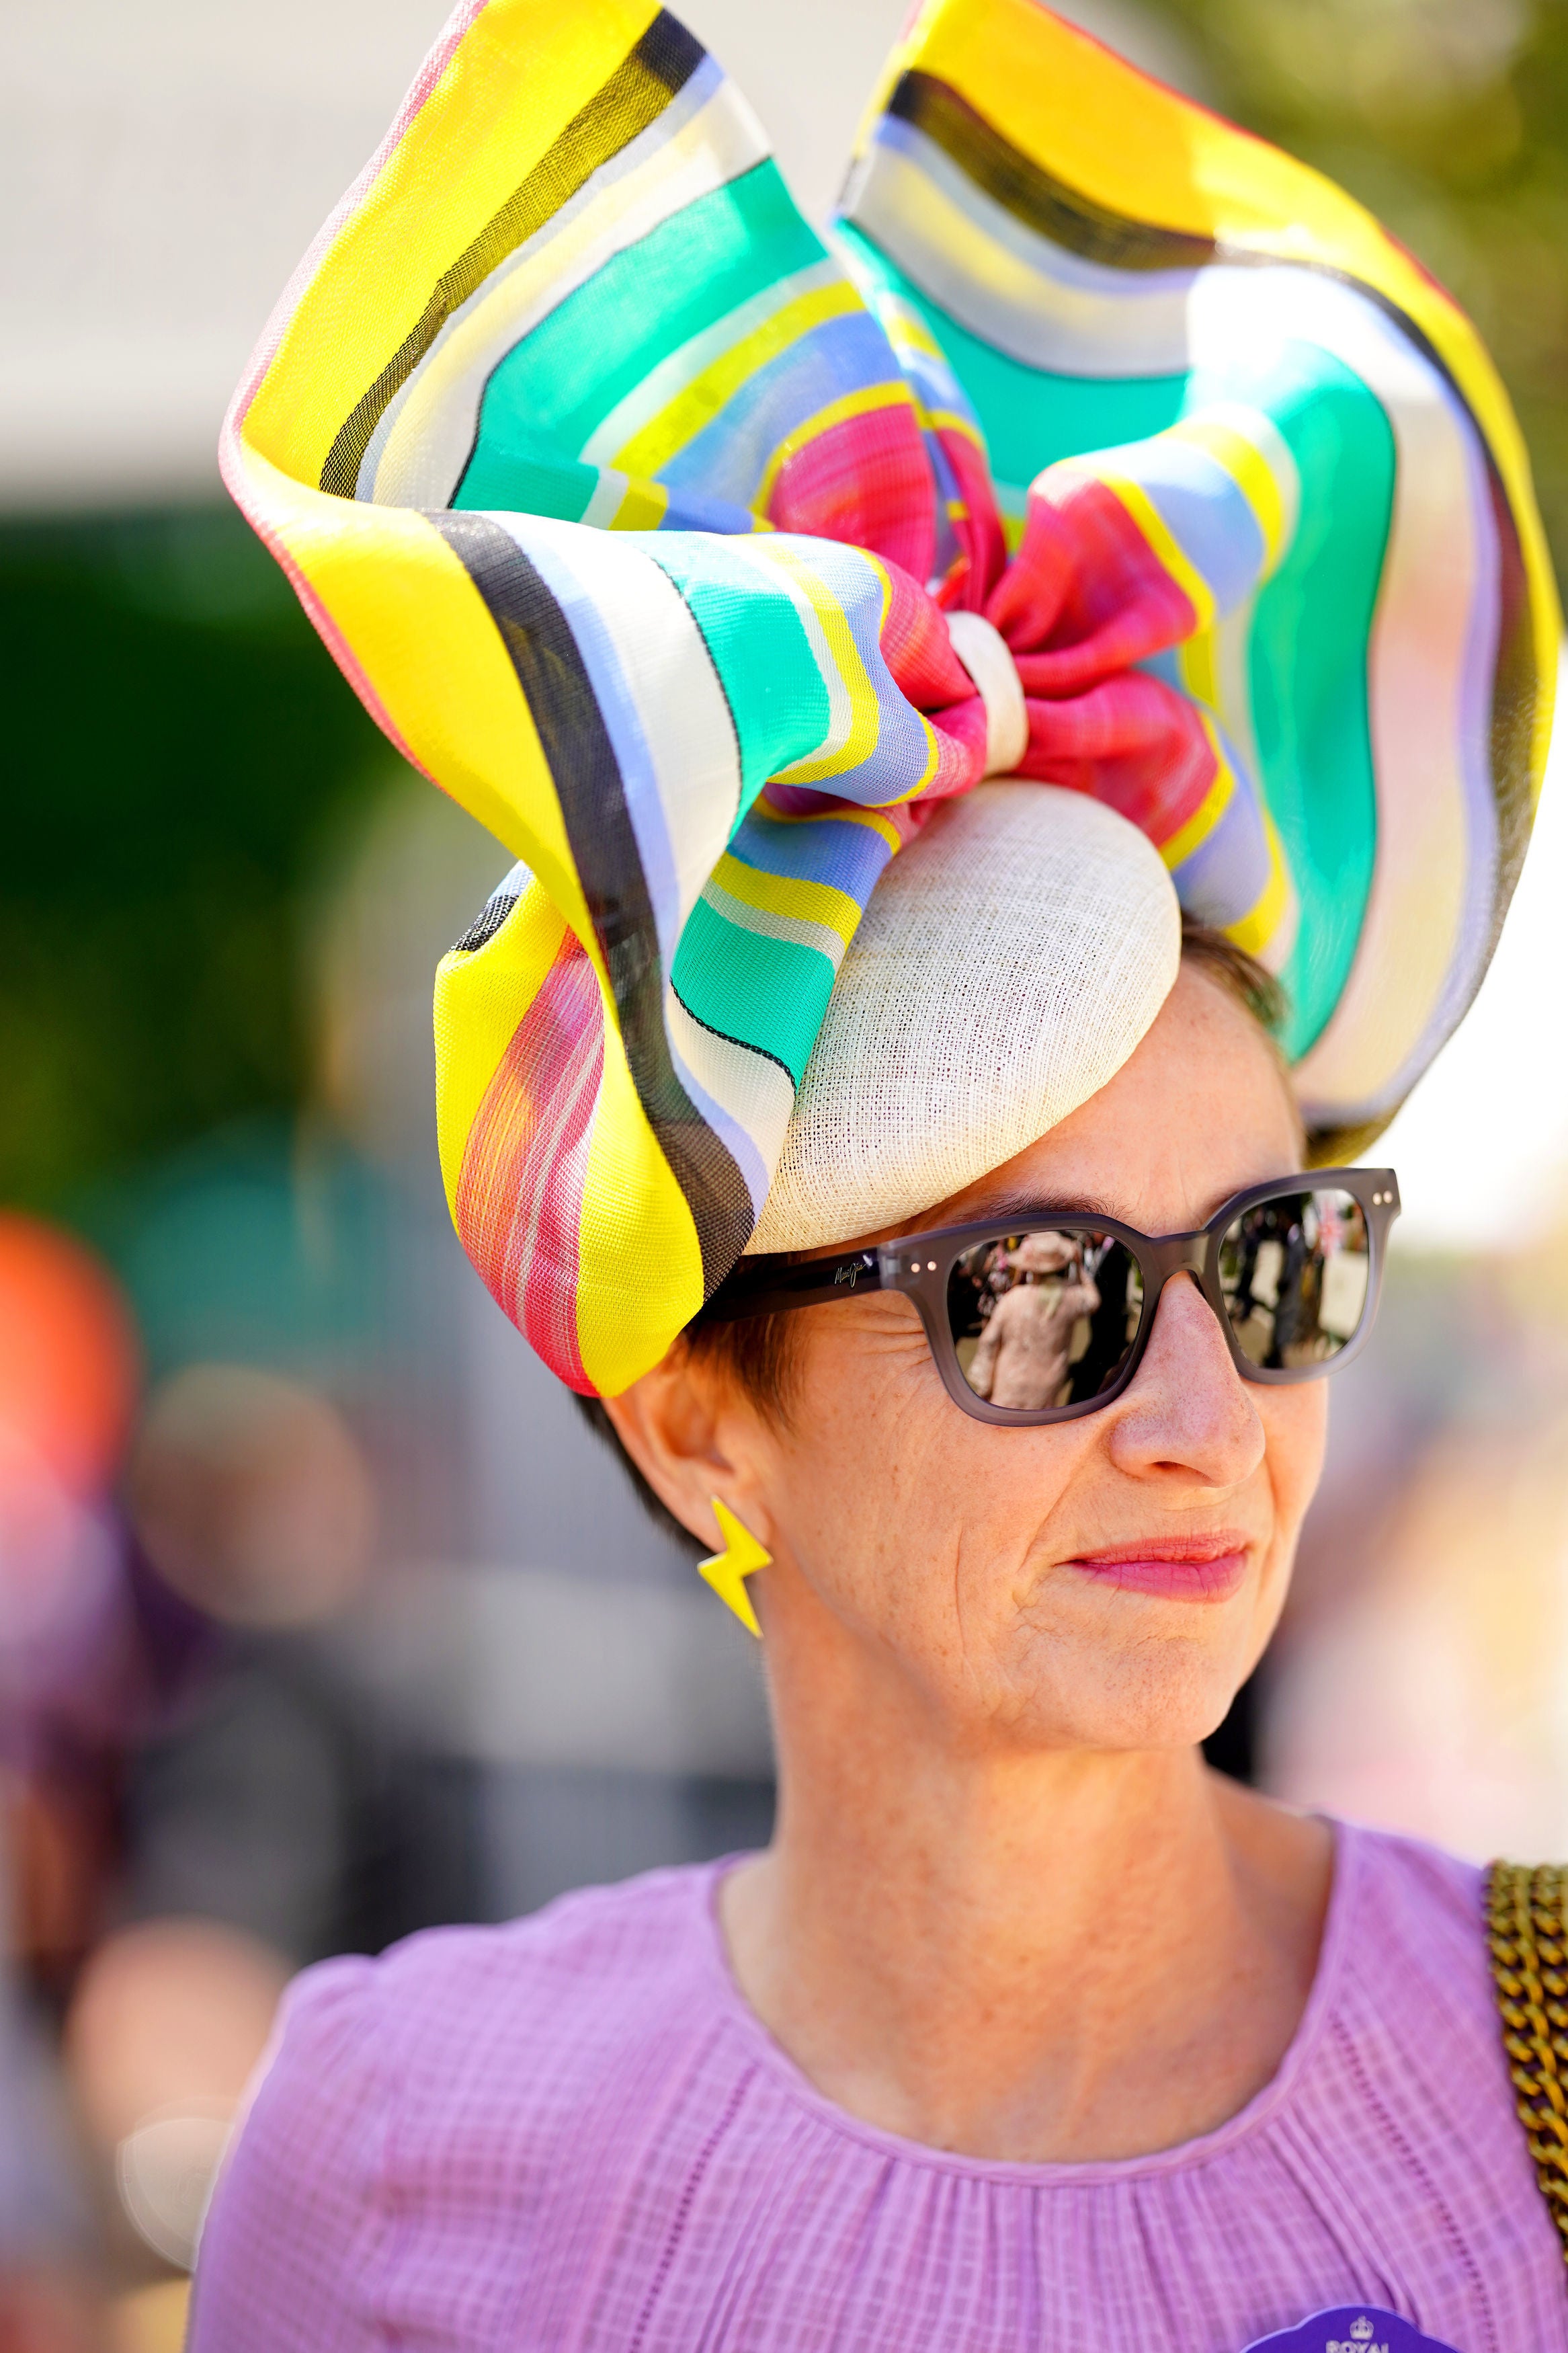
[1350,2329,1374,2345]
[1323,2323,1387,2353]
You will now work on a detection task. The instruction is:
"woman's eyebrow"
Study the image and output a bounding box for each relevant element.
[958,1187,1125,1225]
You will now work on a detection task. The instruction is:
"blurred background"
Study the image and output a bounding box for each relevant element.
[4,0,1568,2342]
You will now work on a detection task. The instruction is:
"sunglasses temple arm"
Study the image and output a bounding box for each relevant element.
[697,1249,887,1326]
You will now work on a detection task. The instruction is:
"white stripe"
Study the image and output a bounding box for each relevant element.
[843,130,1197,377]
[579,467,632,528]
[700,875,850,966]
[665,988,797,1177]
[497,514,743,946]
[363,81,770,508]
[580,257,845,466]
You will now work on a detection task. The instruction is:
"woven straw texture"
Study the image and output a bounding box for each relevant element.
[751,785,1178,1250]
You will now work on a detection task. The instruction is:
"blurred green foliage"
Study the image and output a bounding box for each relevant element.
[1144,0,1568,577]
[1,510,387,1207]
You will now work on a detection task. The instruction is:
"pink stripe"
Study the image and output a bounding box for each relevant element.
[992,473,1196,690]
[768,407,936,585]
[1016,672,1218,846]
[936,429,1007,611]
[456,933,604,1393]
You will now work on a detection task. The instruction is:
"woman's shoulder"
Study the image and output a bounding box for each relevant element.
[1331,1817,1489,1997]
[302,1856,730,2071]
[1334,1816,1487,1968]
[1317,1817,1509,2091]
[189,1862,739,2348]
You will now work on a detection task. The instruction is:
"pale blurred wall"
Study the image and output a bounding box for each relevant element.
[1,0,1200,512]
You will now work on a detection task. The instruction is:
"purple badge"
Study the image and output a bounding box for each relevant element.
[1244,2310,1461,2353]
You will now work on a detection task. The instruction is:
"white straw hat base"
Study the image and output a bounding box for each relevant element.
[746,784,1182,1255]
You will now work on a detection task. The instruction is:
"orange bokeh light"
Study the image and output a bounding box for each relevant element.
[0,1218,139,1501]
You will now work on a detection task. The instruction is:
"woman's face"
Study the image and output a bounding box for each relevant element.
[620,963,1327,1756]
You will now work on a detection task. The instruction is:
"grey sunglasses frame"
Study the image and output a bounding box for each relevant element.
[698,1168,1401,1427]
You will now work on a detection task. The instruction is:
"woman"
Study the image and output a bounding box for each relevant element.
[199,0,1562,2344]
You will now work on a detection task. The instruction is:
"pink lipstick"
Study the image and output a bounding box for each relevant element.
[1062,1536,1250,1603]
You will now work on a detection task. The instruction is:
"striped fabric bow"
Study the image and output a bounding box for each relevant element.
[224,0,1558,1397]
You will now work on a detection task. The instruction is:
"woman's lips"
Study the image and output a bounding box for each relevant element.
[1061,1538,1251,1603]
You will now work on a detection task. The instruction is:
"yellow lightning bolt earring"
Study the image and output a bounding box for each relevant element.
[698,1499,770,1638]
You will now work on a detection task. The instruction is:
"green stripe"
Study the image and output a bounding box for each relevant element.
[831,225,1189,493]
[1192,343,1393,1058]
[459,161,825,502]
[671,895,837,1083]
[450,444,602,525]
[651,541,832,818]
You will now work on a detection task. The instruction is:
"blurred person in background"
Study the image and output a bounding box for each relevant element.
[963,1229,1102,1410]
[188,4,1560,2352]
[0,1216,136,2347]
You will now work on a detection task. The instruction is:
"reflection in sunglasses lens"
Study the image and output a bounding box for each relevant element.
[1218,1189,1370,1370]
[946,1230,1144,1412]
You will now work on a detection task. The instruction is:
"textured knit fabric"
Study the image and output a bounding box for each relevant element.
[221,0,1558,1399]
[188,1821,1567,2352]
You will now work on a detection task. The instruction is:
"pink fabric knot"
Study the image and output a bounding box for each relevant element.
[809,455,1229,859]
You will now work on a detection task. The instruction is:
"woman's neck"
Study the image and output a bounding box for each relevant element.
[722,1675,1332,2164]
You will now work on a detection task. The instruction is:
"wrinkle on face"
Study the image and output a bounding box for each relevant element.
[755,962,1323,1758]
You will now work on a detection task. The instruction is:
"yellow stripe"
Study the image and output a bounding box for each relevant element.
[1169,415,1289,575]
[927,407,985,448]
[244,0,661,487]
[751,382,917,517]
[613,281,864,478]
[575,1037,706,1394]
[1227,811,1292,959]
[770,548,940,797]
[434,885,569,1220]
[610,474,669,530]
[1160,735,1234,874]
[238,452,595,954]
[1098,472,1217,633]
[886,309,946,362]
[1178,629,1221,714]
[710,850,865,946]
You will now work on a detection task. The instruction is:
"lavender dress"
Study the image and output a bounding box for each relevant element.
[188,1823,1566,2352]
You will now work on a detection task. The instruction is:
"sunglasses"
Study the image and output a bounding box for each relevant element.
[700,1170,1400,1427]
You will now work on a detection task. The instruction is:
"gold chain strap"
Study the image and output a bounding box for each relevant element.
[1485,1859,1568,2263]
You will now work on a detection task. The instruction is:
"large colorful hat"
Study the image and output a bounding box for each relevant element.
[223,0,1558,1397]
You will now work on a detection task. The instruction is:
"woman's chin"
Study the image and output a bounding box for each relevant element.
[998,1613,1257,1755]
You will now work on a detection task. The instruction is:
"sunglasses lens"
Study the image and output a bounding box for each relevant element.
[946,1230,1145,1412]
[1218,1189,1371,1369]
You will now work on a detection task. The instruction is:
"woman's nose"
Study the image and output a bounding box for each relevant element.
[1104,1272,1264,1486]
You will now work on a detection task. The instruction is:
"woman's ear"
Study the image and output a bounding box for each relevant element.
[603,1344,776,1557]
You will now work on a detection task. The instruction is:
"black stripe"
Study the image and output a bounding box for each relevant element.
[321,13,706,500]
[431,511,755,1295]
[452,890,518,955]
[887,70,1215,272]
[882,66,1544,967]
[671,980,796,1084]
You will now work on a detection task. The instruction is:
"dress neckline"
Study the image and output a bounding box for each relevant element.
[696,1814,1358,2188]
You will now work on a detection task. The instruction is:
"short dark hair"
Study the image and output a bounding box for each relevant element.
[573,914,1286,1549]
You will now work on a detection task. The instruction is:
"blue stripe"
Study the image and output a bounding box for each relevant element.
[659,313,909,504]
[501,523,683,966]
